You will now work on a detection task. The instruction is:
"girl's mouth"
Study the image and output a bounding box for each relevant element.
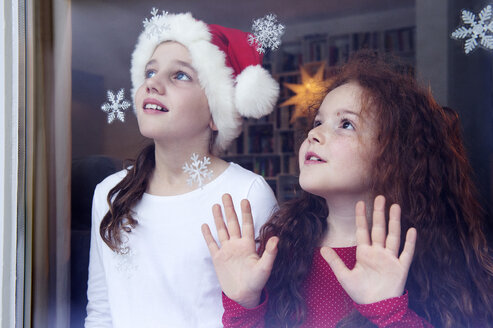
[305,151,326,163]
[144,103,168,112]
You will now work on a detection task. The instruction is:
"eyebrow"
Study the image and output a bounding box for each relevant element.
[174,60,197,73]
[145,59,157,71]
[144,59,197,74]
[337,109,361,117]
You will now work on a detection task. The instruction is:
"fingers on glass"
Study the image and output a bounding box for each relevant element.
[211,194,255,243]
[371,195,387,247]
[399,227,417,267]
[212,202,230,243]
[386,203,401,256]
[222,193,241,239]
[355,201,371,246]
[359,196,405,253]
[201,223,219,255]
[258,236,279,271]
[240,199,255,239]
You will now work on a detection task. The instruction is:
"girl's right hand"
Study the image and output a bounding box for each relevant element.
[201,193,279,309]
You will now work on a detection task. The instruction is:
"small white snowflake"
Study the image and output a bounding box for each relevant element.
[451,5,493,54]
[248,14,285,54]
[101,89,131,124]
[113,234,138,279]
[143,7,170,39]
[182,153,213,188]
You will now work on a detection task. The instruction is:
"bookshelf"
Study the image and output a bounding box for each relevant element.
[222,110,301,202]
[327,27,416,67]
[222,26,415,203]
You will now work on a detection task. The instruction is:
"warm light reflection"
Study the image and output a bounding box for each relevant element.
[280,63,329,123]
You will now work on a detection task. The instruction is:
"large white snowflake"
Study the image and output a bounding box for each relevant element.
[451,5,493,54]
[182,153,213,188]
[101,89,131,124]
[143,8,169,39]
[248,14,285,54]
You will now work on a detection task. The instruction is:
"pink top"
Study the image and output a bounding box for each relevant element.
[222,246,432,327]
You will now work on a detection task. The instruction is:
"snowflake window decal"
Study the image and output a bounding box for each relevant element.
[101,89,131,124]
[451,5,493,54]
[248,14,285,54]
[113,232,138,279]
[182,153,213,188]
[143,7,170,39]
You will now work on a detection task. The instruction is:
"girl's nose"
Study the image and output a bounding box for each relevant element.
[145,75,165,95]
[307,127,323,144]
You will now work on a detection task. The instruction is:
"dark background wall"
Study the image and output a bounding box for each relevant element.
[448,0,493,219]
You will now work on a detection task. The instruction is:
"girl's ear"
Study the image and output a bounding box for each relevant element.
[209,119,218,131]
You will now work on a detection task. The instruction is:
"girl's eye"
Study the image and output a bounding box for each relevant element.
[175,71,191,81]
[313,119,322,128]
[341,119,355,130]
[145,70,156,79]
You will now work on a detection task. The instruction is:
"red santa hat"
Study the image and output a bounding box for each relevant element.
[131,10,284,152]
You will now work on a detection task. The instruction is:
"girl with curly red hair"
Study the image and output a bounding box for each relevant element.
[202,50,493,327]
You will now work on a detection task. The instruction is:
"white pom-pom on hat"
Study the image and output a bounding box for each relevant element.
[235,65,279,119]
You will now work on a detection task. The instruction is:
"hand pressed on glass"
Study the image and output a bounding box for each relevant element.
[321,195,417,305]
[201,193,278,309]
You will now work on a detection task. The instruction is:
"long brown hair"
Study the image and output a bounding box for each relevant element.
[99,130,216,251]
[99,143,155,252]
[258,50,493,327]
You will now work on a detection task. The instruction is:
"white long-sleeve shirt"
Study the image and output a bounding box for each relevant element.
[85,163,278,328]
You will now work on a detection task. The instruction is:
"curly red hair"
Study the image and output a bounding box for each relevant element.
[259,50,493,327]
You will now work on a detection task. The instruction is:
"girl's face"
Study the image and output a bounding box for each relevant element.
[135,42,213,143]
[298,82,378,200]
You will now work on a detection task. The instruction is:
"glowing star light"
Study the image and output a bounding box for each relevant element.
[451,5,493,54]
[101,89,131,124]
[182,153,213,188]
[280,63,329,123]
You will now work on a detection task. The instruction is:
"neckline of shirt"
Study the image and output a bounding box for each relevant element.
[142,162,235,201]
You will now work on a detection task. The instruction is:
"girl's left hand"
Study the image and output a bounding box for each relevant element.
[320,195,417,305]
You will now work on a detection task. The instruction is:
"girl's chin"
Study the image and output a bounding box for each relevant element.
[138,128,168,141]
[298,180,323,198]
